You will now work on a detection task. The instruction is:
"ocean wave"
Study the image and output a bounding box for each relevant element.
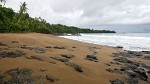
[61,33,150,51]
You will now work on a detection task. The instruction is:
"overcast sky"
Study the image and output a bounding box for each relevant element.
[3,0,150,32]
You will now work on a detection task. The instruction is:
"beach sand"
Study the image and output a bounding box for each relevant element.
[0,33,150,84]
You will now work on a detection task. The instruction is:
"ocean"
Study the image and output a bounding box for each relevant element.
[61,33,150,51]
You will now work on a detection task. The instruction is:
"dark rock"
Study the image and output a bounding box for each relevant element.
[65,62,83,72]
[123,63,149,81]
[141,51,150,54]
[127,70,148,81]
[4,68,34,84]
[143,56,150,60]
[50,57,69,62]
[114,57,131,63]
[123,77,138,84]
[0,42,7,46]
[134,70,148,81]
[46,46,52,48]
[115,46,123,49]
[53,46,65,49]
[94,51,97,54]
[20,45,31,49]
[113,68,124,74]
[114,51,143,58]
[61,54,75,59]
[30,55,44,61]
[0,74,5,83]
[49,61,56,64]
[106,68,113,73]
[147,70,150,74]
[46,75,59,82]
[0,50,26,58]
[106,68,124,74]
[110,79,124,84]
[85,55,98,62]
[40,69,48,72]
[105,63,111,66]
[89,46,101,49]
[125,70,138,78]
[21,46,47,53]
[12,41,19,43]
[123,62,150,70]
[110,62,121,65]
[31,47,47,53]
[72,46,77,48]
[128,51,143,56]
[0,48,8,51]
[123,63,138,71]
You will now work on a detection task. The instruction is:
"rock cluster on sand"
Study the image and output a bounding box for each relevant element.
[110,50,150,84]
[29,55,44,61]
[54,46,65,49]
[143,56,150,60]
[61,54,75,59]
[46,46,66,49]
[0,50,26,58]
[106,68,124,74]
[11,41,19,43]
[50,57,69,62]
[50,54,83,73]
[46,75,59,82]
[110,79,124,84]
[0,42,7,46]
[0,68,34,84]
[141,51,150,54]
[115,46,123,49]
[31,47,47,53]
[65,62,83,72]
[113,51,143,58]
[113,57,132,63]
[21,45,47,53]
[85,55,98,62]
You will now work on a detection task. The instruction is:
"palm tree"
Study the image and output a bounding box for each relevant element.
[3,0,6,6]
[17,2,28,23]
[0,0,6,6]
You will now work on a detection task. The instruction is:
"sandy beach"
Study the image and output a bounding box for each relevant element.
[0,33,150,84]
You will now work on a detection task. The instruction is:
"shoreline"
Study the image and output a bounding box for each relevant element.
[60,33,150,52]
[0,33,150,84]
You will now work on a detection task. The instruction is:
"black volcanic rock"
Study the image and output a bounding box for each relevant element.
[85,55,98,62]
[4,68,34,84]
[65,62,83,72]
[113,57,132,63]
[53,46,65,49]
[114,51,143,58]
[61,54,75,59]
[31,47,47,53]
[30,55,44,61]
[0,50,26,58]
[0,42,7,46]
[50,57,69,62]
[46,75,59,82]
[141,51,150,54]
[110,79,124,84]
[143,56,150,60]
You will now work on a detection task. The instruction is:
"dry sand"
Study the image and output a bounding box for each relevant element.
[0,33,149,84]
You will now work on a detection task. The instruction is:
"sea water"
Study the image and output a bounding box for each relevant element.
[61,33,150,51]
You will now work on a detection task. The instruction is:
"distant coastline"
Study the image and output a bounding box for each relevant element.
[0,5,116,34]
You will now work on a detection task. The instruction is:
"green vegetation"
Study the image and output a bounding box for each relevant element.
[0,2,116,34]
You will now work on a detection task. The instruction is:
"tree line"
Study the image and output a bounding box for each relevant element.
[0,1,116,34]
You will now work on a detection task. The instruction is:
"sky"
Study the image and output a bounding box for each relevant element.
[3,0,150,32]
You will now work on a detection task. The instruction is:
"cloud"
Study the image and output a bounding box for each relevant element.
[4,0,150,27]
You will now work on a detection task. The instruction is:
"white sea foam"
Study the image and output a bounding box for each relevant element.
[61,33,150,51]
